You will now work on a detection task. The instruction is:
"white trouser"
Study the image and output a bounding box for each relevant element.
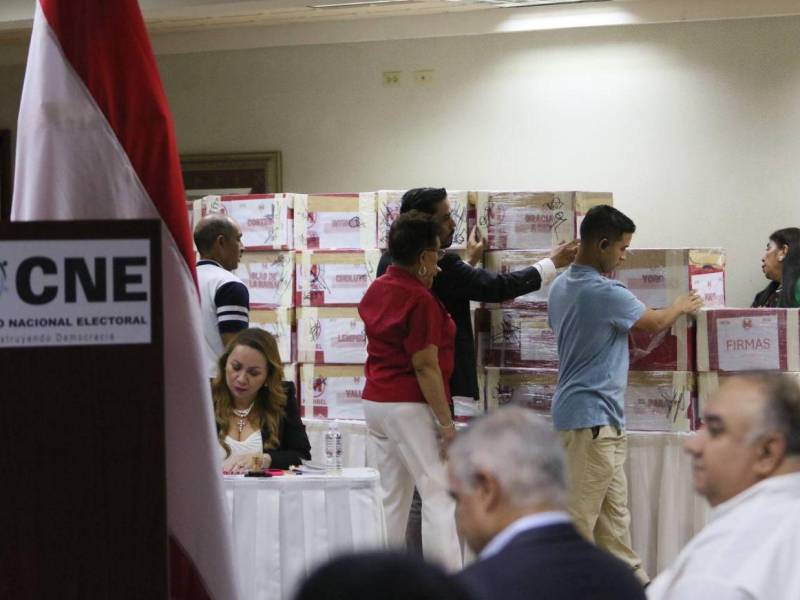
[362,400,463,572]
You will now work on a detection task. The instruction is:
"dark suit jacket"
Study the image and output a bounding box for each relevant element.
[376,251,543,399]
[457,523,646,600]
[262,382,312,469]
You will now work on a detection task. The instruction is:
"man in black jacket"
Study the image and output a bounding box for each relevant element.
[450,408,645,600]
[376,187,577,403]
[375,187,577,556]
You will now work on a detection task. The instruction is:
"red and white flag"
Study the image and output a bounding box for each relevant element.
[12,1,240,598]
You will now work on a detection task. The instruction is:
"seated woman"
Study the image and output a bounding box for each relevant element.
[752,227,800,308]
[213,328,311,473]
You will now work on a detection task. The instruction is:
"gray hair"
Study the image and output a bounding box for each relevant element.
[448,407,567,508]
[193,213,238,254]
[739,373,800,455]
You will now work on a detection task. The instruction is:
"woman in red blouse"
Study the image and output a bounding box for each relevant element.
[358,211,462,571]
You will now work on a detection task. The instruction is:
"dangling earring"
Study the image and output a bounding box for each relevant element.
[418,264,428,278]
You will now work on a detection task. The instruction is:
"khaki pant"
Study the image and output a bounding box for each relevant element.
[559,426,649,584]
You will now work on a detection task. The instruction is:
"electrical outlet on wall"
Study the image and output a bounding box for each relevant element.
[414,69,434,85]
[382,71,401,87]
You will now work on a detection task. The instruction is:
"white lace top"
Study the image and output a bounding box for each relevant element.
[224,430,263,457]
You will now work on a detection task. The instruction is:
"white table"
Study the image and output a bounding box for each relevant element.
[224,468,387,600]
[303,418,709,578]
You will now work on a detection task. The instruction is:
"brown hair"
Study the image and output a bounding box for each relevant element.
[212,328,286,458]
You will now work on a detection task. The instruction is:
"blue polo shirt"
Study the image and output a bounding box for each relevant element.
[547,264,646,431]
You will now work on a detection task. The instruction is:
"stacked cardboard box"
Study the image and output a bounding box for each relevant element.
[250,308,295,364]
[485,367,697,432]
[482,250,552,309]
[696,308,800,415]
[219,194,294,250]
[299,364,366,419]
[377,190,471,250]
[294,193,377,250]
[476,194,715,429]
[475,308,558,369]
[235,251,295,308]
[296,307,366,364]
[198,191,742,433]
[290,196,381,418]
[191,194,296,380]
[479,232,721,430]
[474,191,611,250]
[613,248,726,372]
[295,250,381,307]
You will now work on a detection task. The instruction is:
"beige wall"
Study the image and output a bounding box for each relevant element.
[2,16,800,305]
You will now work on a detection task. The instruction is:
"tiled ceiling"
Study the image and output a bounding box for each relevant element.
[0,0,611,39]
[1,0,799,47]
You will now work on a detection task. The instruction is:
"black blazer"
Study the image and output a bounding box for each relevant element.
[220,381,311,469]
[457,523,646,600]
[376,251,543,399]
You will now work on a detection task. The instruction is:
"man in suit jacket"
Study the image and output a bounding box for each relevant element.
[376,187,577,403]
[450,408,645,600]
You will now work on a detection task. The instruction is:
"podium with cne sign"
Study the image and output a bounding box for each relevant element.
[0,220,167,599]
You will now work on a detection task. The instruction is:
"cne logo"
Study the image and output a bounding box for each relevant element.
[742,319,753,330]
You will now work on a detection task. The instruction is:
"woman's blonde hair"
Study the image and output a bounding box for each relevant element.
[212,328,286,458]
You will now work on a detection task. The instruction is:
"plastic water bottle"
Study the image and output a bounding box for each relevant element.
[325,421,343,473]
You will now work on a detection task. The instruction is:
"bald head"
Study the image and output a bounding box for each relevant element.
[193,213,243,270]
[685,374,800,506]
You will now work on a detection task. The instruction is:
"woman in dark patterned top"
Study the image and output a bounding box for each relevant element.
[752,228,800,308]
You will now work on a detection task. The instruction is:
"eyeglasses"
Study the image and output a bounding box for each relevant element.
[423,248,446,260]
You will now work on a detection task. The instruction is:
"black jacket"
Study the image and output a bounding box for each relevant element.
[376,252,543,399]
[264,381,311,469]
[457,523,646,600]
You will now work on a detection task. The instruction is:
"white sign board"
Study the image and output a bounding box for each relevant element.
[0,239,152,347]
[716,314,781,371]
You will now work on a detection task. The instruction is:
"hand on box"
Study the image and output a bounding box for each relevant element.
[550,240,580,269]
[673,290,704,315]
[466,226,486,266]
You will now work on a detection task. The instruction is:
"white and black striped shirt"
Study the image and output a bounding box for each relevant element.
[197,259,250,377]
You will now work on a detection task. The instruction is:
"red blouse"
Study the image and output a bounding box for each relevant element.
[358,266,456,403]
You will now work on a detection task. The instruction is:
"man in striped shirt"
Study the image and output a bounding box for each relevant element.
[194,214,249,378]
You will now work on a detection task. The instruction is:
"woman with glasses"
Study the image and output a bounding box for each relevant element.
[358,210,461,571]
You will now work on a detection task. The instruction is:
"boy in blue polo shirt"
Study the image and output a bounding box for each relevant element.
[548,205,702,584]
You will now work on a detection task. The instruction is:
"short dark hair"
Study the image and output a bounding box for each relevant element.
[745,373,800,455]
[400,187,447,215]
[293,551,473,600]
[580,205,636,243]
[388,210,440,267]
[193,214,237,254]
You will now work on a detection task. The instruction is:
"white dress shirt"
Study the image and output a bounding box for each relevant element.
[647,472,800,600]
[480,511,572,560]
[534,258,558,286]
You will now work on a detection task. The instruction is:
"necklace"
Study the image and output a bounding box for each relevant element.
[232,402,255,434]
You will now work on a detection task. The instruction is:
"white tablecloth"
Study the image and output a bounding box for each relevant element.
[224,468,387,600]
[625,431,709,576]
[303,418,710,578]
